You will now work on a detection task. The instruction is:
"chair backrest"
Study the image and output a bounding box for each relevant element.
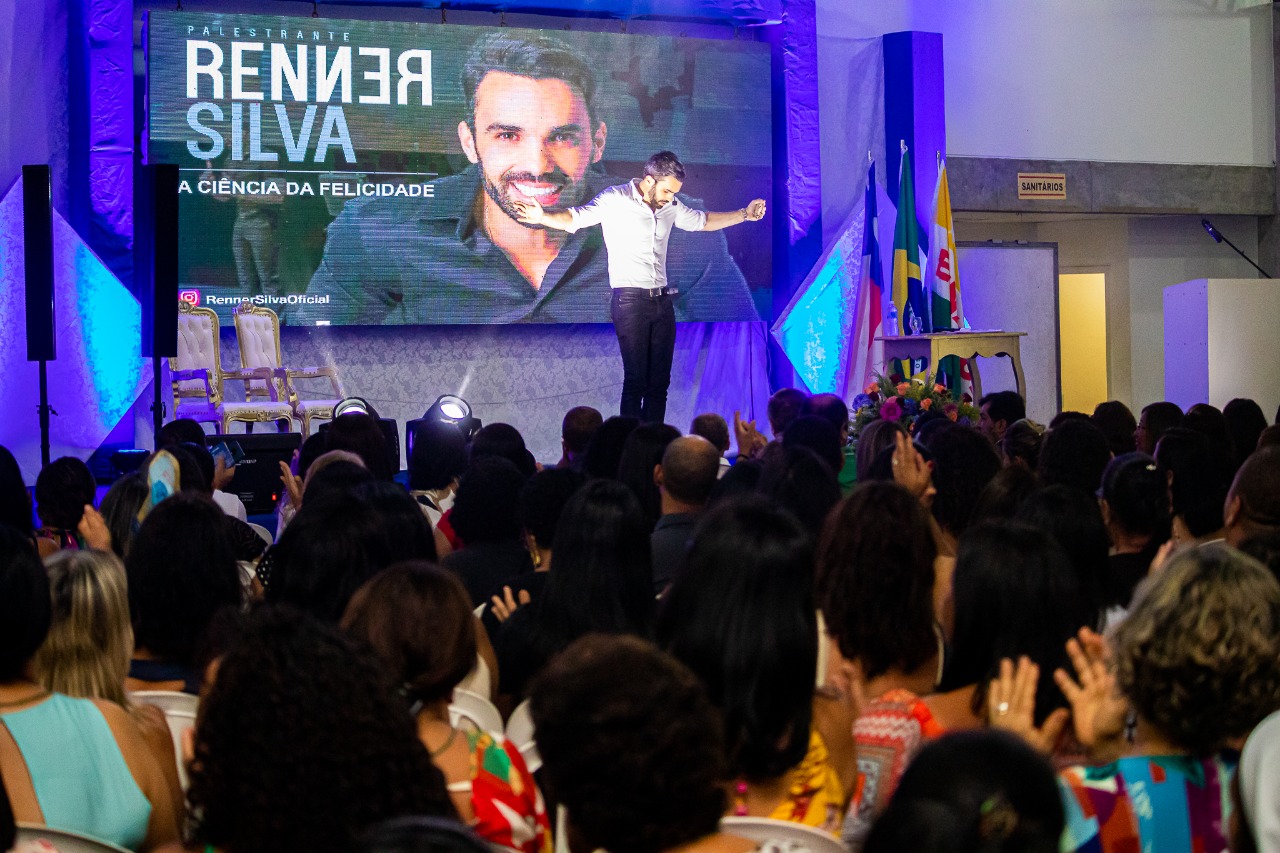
[246,521,274,546]
[456,653,491,701]
[448,688,503,735]
[504,699,541,774]
[233,302,286,400]
[15,824,132,853]
[171,300,222,402]
[131,690,198,791]
[719,817,847,853]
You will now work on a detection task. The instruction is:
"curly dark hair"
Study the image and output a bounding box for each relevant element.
[126,493,242,668]
[817,482,937,681]
[1112,544,1280,755]
[187,606,455,852]
[530,635,726,853]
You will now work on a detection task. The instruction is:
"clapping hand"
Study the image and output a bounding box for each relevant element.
[77,505,113,553]
[744,199,766,221]
[891,432,935,505]
[1054,627,1129,762]
[733,410,768,458]
[988,656,1069,755]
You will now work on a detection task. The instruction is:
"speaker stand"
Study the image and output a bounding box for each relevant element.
[36,360,56,469]
[150,356,166,441]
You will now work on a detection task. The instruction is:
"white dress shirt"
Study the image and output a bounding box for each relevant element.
[564,180,708,290]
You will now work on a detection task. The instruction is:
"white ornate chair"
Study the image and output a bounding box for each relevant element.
[171,300,294,433]
[232,302,344,436]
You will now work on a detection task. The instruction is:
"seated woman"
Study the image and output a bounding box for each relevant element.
[32,456,97,556]
[1096,452,1170,615]
[816,482,943,847]
[0,524,180,850]
[31,549,183,819]
[183,606,456,853]
[531,634,819,853]
[125,494,243,694]
[657,496,847,835]
[341,562,550,853]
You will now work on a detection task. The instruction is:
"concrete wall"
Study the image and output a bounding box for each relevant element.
[818,0,1274,167]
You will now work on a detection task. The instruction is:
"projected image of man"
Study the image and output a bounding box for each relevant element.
[292,31,758,325]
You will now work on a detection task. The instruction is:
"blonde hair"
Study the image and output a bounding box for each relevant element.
[32,549,134,706]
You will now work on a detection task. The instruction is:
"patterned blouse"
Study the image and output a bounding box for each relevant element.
[1058,753,1236,853]
[459,730,552,853]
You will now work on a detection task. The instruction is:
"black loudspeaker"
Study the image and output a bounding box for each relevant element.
[208,432,303,516]
[135,163,180,359]
[23,165,55,362]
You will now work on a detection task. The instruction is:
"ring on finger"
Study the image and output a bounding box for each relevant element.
[997,701,1010,715]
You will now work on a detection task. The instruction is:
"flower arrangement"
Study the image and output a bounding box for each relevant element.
[850,372,980,439]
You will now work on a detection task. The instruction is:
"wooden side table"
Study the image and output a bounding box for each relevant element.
[874,331,1028,400]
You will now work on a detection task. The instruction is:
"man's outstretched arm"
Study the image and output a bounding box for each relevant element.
[701,198,767,232]
[513,198,593,232]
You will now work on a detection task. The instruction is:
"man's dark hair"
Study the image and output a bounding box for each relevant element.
[766,388,808,436]
[802,393,850,435]
[1230,447,1280,537]
[689,414,730,455]
[561,406,603,457]
[462,32,599,128]
[470,423,536,479]
[1138,401,1184,453]
[34,456,96,531]
[643,151,685,182]
[156,418,207,450]
[978,390,1026,426]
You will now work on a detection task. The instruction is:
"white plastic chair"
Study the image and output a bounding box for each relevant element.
[448,688,503,735]
[130,690,198,791]
[719,816,847,853]
[247,522,274,546]
[456,654,491,701]
[15,824,131,853]
[504,699,541,774]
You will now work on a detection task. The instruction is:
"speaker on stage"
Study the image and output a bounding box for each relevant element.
[208,432,303,516]
[135,163,180,359]
[23,165,55,362]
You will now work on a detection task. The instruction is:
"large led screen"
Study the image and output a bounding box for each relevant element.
[145,12,773,325]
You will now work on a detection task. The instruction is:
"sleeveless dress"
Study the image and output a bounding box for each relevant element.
[1,693,152,850]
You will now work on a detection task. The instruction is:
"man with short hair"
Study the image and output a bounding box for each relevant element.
[650,435,721,592]
[1224,447,1280,546]
[297,32,758,326]
[978,390,1026,443]
[1135,401,1185,455]
[558,406,603,470]
[690,413,731,478]
[516,151,765,423]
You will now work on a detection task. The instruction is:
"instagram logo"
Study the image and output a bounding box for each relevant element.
[178,290,201,307]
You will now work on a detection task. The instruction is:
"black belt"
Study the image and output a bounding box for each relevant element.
[614,286,678,299]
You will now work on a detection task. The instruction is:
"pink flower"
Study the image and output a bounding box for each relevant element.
[880,397,904,421]
[933,384,947,395]
[895,383,911,396]
[943,402,959,423]
[919,398,933,411]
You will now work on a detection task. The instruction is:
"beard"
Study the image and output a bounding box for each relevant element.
[478,161,587,227]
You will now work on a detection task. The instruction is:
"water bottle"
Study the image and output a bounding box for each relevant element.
[887,303,898,335]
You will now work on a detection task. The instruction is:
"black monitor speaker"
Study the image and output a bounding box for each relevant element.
[135,163,180,359]
[207,432,302,515]
[23,165,55,362]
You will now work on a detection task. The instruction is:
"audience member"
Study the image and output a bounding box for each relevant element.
[978,391,1026,443]
[758,445,843,541]
[154,417,206,450]
[0,445,33,543]
[1236,708,1280,853]
[0,524,180,850]
[31,549,183,816]
[927,425,1002,551]
[855,420,906,482]
[342,563,550,852]
[1096,452,1170,612]
[999,418,1045,469]
[1037,418,1111,496]
[817,482,941,847]
[1135,400,1183,454]
[768,387,809,438]
[33,455,96,555]
[970,465,1039,524]
[1015,485,1109,627]
[689,412,732,477]
[1155,426,1228,544]
[441,457,533,606]
[173,441,267,562]
[557,406,602,470]
[782,415,844,474]
[126,493,242,694]
[658,497,847,835]
[1259,423,1280,450]
[616,422,681,531]
[408,420,469,526]
[359,816,493,853]
[470,422,537,478]
[1225,397,1268,469]
[98,471,148,559]
[707,456,763,506]
[1091,400,1138,455]
[532,635,809,853]
[864,730,1063,853]
[326,411,395,481]
[496,479,652,700]
[580,415,640,479]
[1048,411,1091,430]
[650,436,721,592]
[803,393,852,444]
[1184,402,1238,478]
[1224,446,1280,546]
[185,606,455,853]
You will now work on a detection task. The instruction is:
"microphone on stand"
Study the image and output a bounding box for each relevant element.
[1201,218,1271,278]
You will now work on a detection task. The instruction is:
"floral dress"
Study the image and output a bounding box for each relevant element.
[456,729,552,853]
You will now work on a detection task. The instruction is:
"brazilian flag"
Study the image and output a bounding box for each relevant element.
[891,146,929,337]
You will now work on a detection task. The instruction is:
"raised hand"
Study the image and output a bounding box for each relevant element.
[733,410,767,457]
[1054,627,1129,762]
[279,460,304,510]
[78,505,113,553]
[988,656,1069,755]
[490,585,531,623]
[744,199,766,221]
[512,197,545,226]
[892,432,935,505]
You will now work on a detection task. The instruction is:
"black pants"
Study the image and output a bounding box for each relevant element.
[611,288,675,424]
